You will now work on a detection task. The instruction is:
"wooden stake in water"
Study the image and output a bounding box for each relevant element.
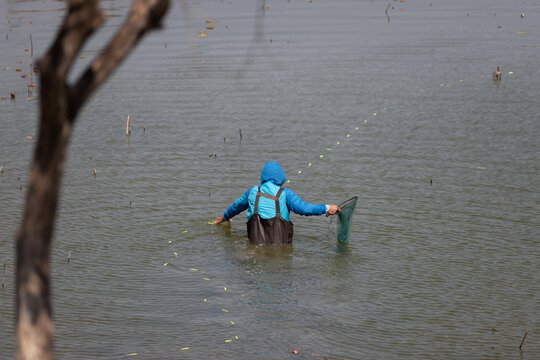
[67,251,71,263]
[519,330,529,351]
[126,115,131,136]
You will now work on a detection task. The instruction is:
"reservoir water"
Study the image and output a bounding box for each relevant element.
[0,0,538,358]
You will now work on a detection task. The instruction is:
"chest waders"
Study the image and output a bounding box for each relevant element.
[247,187,294,245]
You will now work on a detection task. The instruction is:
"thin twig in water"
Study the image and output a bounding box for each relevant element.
[519,330,528,351]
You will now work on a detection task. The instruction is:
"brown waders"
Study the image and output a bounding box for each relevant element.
[247,187,294,245]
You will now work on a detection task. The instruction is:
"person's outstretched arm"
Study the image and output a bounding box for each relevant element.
[213,188,251,224]
[285,188,340,216]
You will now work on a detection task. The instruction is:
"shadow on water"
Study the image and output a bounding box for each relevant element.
[236,0,283,78]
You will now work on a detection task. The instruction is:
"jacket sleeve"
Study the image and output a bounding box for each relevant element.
[223,188,251,220]
[285,188,326,216]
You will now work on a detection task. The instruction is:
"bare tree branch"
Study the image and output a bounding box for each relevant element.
[16,1,168,359]
[69,0,168,121]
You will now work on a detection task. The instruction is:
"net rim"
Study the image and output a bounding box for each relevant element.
[338,196,358,209]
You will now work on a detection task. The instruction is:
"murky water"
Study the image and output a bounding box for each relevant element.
[1,0,539,359]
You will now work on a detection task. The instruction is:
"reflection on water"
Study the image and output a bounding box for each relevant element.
[1,0,539,359]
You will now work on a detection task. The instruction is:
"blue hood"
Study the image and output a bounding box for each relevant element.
[260,162,287,186]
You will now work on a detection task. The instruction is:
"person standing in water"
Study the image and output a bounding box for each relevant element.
[213,162,340,244]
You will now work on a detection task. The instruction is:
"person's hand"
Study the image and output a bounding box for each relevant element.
[327,205,340,215]
[213,216,231,224]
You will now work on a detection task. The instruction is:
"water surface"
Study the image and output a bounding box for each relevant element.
[1,0,539,359]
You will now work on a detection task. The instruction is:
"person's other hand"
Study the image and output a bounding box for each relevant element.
[213,216,231,224]
[327,205,340,215]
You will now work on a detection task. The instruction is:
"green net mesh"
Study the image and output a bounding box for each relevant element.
[336,196,358,244]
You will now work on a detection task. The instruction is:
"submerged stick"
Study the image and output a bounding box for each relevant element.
[67,251,71,263]
[30,34,34,75]
[519,330,528,351]
[2,262,15,289]
[126,115,131,136]
[239,128,243,140]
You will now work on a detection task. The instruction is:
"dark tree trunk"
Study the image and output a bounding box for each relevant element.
[15,1,168,358]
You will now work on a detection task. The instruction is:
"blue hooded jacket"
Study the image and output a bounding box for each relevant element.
[223,162,327,221]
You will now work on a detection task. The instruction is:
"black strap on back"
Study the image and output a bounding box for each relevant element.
[254,187,285,216]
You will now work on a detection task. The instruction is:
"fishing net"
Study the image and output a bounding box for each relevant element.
[334,196,358,244]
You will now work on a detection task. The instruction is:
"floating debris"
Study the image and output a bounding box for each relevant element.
[198,30,208,38]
